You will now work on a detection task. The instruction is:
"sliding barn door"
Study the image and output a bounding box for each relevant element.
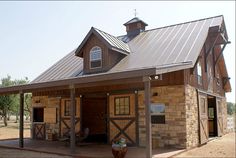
[198,93,209,144]
[216,99,223,136]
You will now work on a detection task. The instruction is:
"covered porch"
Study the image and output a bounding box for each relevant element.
[0,138,184,158]
[0,68,159,158]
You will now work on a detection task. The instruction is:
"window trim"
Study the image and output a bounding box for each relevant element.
[64,100,76,116]
[114,96,130,116]
[89,46,102,69]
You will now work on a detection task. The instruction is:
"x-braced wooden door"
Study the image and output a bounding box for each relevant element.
[60,98,81,137]
[33,123,46,140]
[216,98,223,136]
[198,92,209,144]
[108,94,136,145]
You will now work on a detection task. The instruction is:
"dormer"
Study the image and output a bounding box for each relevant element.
[124,17,148,40]
[75,27,130,74]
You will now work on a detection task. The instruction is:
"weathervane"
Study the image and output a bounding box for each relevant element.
[134,9,138,17]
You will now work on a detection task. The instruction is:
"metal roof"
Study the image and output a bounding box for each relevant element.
[31,50,83,83]
[110,15,224,74]
[75,27,130,57]
[30,15,229,90]
[124,17,148,26]
[94,28,131,53]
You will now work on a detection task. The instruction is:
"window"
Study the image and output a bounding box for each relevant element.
[151,103,165,124]
[114,97,130,115]
[64,100,76,116]
[90,46,102,69]
[197,61,202,85]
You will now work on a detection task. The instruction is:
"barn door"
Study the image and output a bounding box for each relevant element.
[216,99,223,136]
[33,123,46,140]
[109,94,136,146]
[60,98,80,137]
[198,93,209,144]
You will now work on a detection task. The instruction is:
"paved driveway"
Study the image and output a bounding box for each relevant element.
[174,132,235,158]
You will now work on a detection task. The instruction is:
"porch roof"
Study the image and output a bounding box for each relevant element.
[0,67,157,95]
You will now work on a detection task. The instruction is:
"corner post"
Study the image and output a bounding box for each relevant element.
[70,84,76,154]
[19,91,24,148]
[143,76,152,158]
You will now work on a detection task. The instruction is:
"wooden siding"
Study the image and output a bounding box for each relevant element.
[81,33,125,74]
[185,32,226,96]
[109,93,136,145]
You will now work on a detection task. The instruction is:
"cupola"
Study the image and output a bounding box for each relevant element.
[123,17,148,40]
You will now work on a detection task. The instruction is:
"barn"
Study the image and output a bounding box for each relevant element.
[0,15,231,158]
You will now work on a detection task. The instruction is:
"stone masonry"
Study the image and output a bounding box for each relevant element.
[138,85,187,149]
[185,85,199,148]
[138,85,201,149]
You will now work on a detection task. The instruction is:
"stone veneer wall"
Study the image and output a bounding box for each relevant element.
[222,97,228,134]
[138,85,187,149]
[185,85,199,148]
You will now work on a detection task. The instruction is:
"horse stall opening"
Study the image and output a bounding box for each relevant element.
[81,94,107,143]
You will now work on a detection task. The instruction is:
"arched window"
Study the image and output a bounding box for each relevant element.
[90,46,102,69]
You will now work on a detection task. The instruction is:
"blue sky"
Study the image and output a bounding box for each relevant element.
[0,1,235,103]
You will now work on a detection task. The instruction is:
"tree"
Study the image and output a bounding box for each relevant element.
[0,75,15,126]
[0,76,31,125]
[227,102,236,115]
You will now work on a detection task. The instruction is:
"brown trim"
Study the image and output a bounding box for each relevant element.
[106,93,110,144]
[19,92,24,148]
[69,85,76,154]
[79,95,82,132]
[110,117,135,145]
[135,90,139,146]
[58,97,61,137]
[143,76,152,157]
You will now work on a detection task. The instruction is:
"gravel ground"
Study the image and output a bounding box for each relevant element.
[175,132,235,158]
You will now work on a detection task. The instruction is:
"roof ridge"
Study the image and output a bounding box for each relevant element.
[117,15,223,39]
[144,15,223,32]
[93,27,126,43]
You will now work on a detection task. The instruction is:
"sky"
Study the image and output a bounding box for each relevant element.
[0,1,235,103]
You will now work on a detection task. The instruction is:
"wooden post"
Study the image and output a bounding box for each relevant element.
[143,76,152,158]
[19,91,24,148]
[70,84,76,154]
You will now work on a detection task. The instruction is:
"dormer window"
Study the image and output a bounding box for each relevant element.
[90,46,102,69]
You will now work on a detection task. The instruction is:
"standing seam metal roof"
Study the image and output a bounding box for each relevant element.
[32,15,227,84]
[110,16,223,74]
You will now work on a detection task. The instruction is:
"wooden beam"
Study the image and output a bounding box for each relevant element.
[135,90,139,146]
[70,84,76,154]
[143,76,152,158]
[19,91,24,148]
[215,43,227,65]
[206,33,220,58]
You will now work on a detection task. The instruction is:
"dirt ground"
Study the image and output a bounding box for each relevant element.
[0,147,72,158]
[175,132,236,158]
[0,118,235,158]
[0,118,30,139]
